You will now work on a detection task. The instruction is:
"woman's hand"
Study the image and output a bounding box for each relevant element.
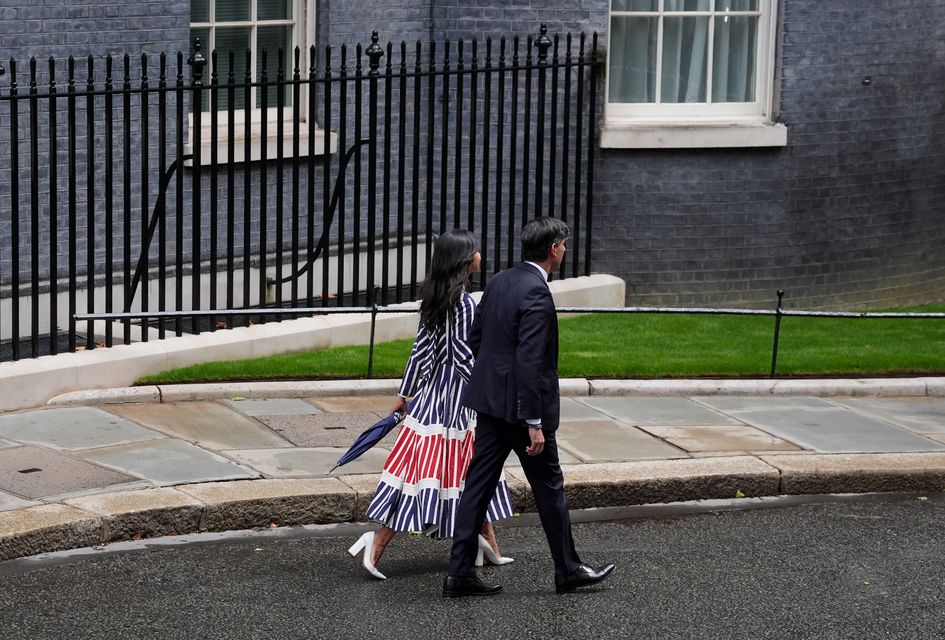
[391,395,408,416]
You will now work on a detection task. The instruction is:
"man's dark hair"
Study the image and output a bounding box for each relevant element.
[521,217,570,262]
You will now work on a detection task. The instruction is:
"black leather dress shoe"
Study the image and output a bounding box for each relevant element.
[442,575,503,598]
[554,563,616,593]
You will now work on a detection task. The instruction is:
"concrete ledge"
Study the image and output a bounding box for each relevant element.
[2,273,624,411]
[922,378,945,396]
[63,488,204,542]
[770,378,927,397]
[759,453,945,494]
[176,478,357,531]
[48,386,162,406]
[589,378,940,397]
[590,379,777,396]
[559,379,591,397]
[556,456,781,509]
[0,504,103,562]
[159,380,401,403]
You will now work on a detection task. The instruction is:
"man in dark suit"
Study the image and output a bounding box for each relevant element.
[443,217,615,597]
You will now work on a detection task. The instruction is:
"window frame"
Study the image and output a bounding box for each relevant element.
[602,0,786,148]
[187,0,335,163]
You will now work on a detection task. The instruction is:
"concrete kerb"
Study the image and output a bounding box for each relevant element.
[47,376,945,406]
[6,453,945,562]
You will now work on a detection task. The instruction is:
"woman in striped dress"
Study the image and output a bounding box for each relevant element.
[347,230,515,580]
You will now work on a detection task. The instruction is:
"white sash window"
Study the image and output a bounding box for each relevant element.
[603,0,786,148]
[188,0,333,163]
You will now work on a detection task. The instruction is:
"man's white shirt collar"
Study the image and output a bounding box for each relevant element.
[524,261,549,282]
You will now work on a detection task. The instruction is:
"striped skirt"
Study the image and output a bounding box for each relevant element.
[365,411,515,539]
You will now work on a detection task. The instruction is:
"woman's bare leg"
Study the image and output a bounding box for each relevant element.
[371,526,396,565]
[480,521,502,556]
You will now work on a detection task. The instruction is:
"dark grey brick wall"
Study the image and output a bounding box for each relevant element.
[3,0,945,313]
[591,0,945,309]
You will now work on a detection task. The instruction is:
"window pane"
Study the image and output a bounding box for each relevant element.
[216,42,251,111]
[258,0,292,20]
[609,17,657,103]
[191,0,209,23]
[216,0,250,22]
[256,26,294,107]
[661,16,708,102]
[712,15,757,102]
[664,0,710,11]
[611,0,658,10]
[717,0,758,10]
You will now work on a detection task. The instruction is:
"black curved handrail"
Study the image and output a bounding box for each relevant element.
[125,154,192,309]
[125,138,368,308]
[269,138,368,286]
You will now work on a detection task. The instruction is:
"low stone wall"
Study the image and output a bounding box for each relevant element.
[0,274,625,411]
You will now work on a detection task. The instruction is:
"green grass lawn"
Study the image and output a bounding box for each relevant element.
[136,304,945,384]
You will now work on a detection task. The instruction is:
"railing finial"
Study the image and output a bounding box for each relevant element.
[366,31,384,73]
[535,23,552,61]
[188,37,207,83]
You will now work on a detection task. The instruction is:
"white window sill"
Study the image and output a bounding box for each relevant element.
[600,121,787,149]
[185,128,337,166]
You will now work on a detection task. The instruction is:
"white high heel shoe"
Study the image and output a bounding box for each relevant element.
[474,534,514,567]
[347,532,387,580]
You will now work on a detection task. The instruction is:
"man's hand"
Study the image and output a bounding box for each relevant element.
[526,427,545,456]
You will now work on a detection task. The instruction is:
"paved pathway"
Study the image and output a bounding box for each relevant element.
[3,385,945,561]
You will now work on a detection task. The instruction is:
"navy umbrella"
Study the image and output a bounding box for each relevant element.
[329,410,406,473]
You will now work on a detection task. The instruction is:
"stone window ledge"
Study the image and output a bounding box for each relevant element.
[600,121,787,149]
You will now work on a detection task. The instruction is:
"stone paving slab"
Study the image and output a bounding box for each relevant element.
[0,491,40,512]
[637,424,802,453]
[258,411,393,448]
[308,395,396,413]
[559,398,612,421]
[0,445,138,499]
[76,439,260,485]
[578,397,741,426]
[0,407,163,451]
[222,447,391,477]
[695,397,945,454]
[830,397,945,435]
[505,448,580,467]
[110,402,290,451]
[691,396,837,412]
[555,420,686,462]
[221,398,323,417]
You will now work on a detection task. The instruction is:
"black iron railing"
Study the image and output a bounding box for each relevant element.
[0,25,602,362]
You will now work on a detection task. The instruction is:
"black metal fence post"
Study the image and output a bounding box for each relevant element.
[188,40,206,335]
[367,286,381,378]
[366,33,384,308]
[770,289,785,378]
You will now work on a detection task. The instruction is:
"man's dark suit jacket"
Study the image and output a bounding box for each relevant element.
[463,263,560,430]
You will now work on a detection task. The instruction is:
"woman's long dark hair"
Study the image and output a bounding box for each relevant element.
[419,230,478,330]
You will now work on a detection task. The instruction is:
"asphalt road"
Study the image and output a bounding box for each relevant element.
[2,495,945,640]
